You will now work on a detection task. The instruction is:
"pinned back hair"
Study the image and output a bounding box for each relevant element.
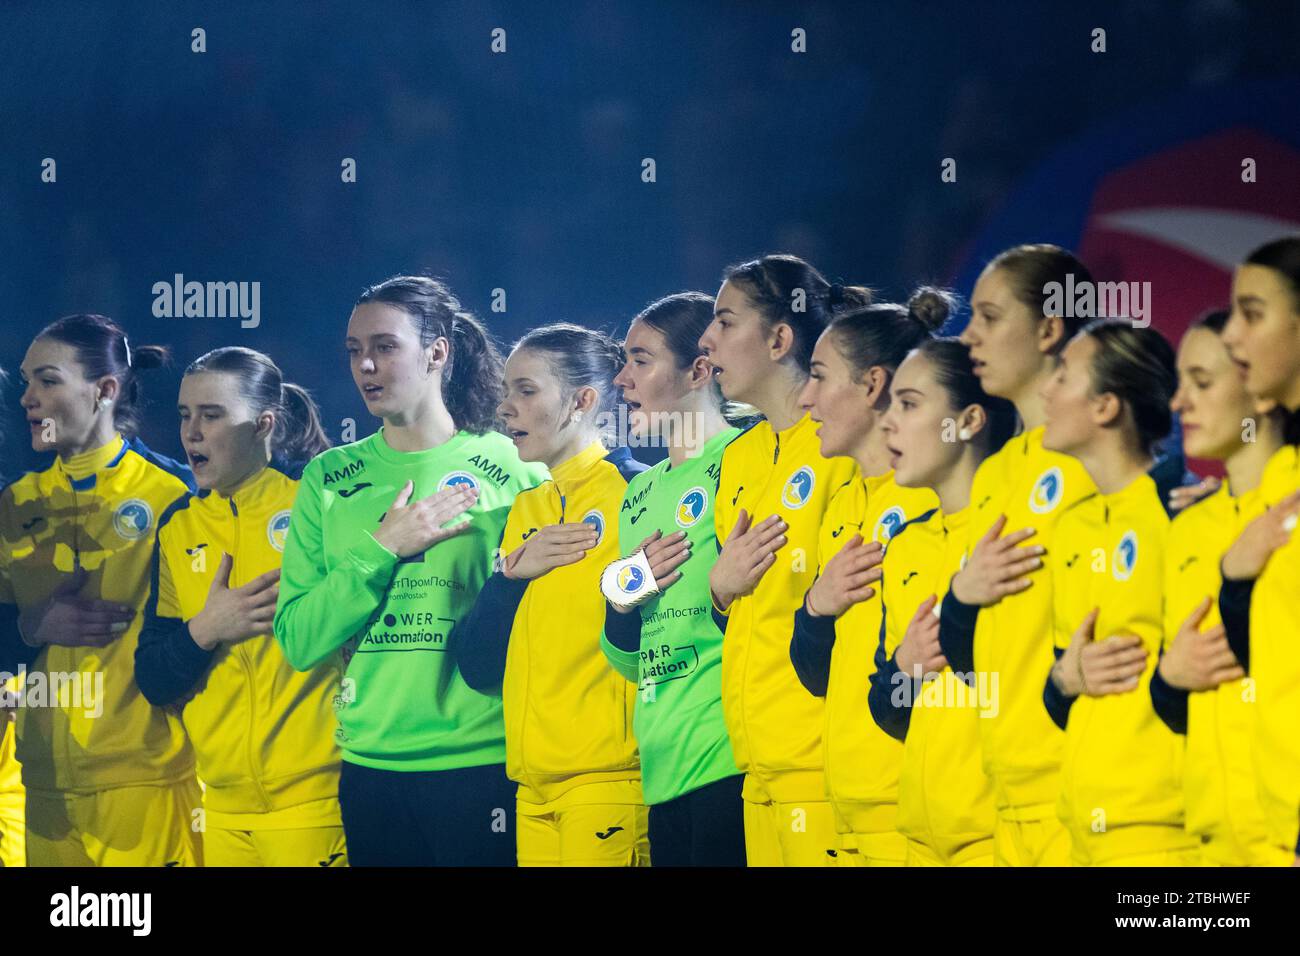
[515,322,626,437]
[356,275,505,433]
[1078,318,1178,455]
[986,244,1095,353]
[828,286,953,383]
[1243,235,1300,312]
[37,313,168,437]
[185,347,331,463]
[722,254,872,372]
[915,338,1018,454]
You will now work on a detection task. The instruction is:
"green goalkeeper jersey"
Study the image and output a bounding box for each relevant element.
[274,427,549,772]
[601,426,741,805]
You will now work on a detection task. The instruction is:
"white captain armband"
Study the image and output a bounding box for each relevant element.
[600,549,660,611]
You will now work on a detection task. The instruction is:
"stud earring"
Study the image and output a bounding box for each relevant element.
[958,427,972,442]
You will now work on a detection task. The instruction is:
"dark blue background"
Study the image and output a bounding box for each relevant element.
[2,0,1296,472]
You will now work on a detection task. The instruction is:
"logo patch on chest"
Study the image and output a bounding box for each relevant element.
[1028,466,1064,514]
[112,499,154,540]
[581,508,605,545]
[675,486,708,528]
[437,471,480,494]
[267,510,292,552]
[1112,530,1139,581]
[781,467,815,510]
[873,506,907,543]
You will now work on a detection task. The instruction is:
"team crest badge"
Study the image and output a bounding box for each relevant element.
[873,506,906,543]
[1028,467,1064,514]
[676,487,708,528]
[581,508,605,545]
[1112,530,1139,581]
[781,467,815,510]
[112,499,153,540]
[267,510,292,551]
[437,471,480,494]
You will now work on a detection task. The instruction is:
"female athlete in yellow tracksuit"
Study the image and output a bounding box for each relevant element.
[1219,235,1300,866]
[937,244,1099,866]
[454,324,650,866]
[0,314,201,866]
[867,338,1017,866]
[788,289,943,866]
[1040,319,1197,866]
[1148,309,1284,866]
[135,347,346,866]
[700,256,864,866]
[0,677,22,867]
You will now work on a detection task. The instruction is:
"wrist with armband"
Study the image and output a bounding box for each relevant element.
[601,550,660,611]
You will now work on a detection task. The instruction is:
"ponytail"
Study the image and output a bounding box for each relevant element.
[277,382,332,462]
[185,347,332,465]
[828,286,952,384]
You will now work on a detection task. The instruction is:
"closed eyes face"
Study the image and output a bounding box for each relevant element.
[1040,334,1100,456]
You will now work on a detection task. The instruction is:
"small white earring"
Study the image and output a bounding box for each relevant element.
[958,427,972,442]
[98,397,113,411]
[572,410,583,424]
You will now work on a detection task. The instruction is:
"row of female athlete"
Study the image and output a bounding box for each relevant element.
[1,236,1299,868]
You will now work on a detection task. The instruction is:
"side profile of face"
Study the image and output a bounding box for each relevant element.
[19,336,109,455]
[961,265,1051,401]
[345,302,439,424]
[878,351,963,490]
[1221,263,1300,409]
[1171,326,1256,463]
[614,318,702,442]
[497,347,577,464]
[799,328,880,459]
[1040,333,1102,457]
[178,370,270,493]
[698,280,782,406]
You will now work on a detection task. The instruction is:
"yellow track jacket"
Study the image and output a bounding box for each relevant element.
[789,471,937,835]
[714,414,858,804]
[455,442,647,806]
[939,426,1096,815]
[1245,444,1300,858]
[1047,473,1195,865]
[869,505,997,861]
[136,461,343,826]
[0,435,195,794]
[1150,482,1271,864]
